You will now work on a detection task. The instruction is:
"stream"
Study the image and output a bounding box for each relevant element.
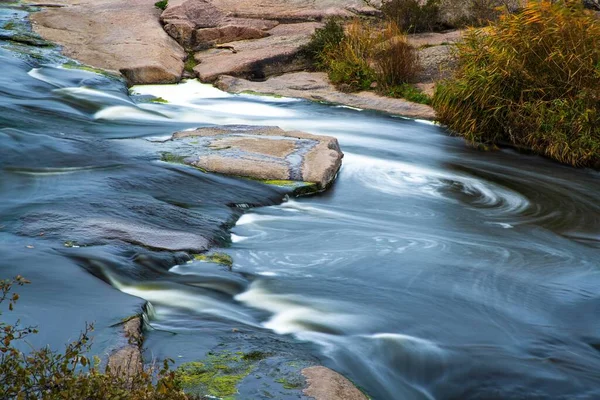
[2,5,600,399]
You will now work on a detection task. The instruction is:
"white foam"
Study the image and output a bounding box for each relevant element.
[130,79,231,101]
[54,86,132,104]
[231,234,247,243]
[93,105,169,121]
[28,67,62,87]
[343,153,530,214]
[235,282,358,335]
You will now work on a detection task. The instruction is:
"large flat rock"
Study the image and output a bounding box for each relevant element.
[217,72,437,120]
[28,0,186,85]
[193,22,321,82]
[201,0,378,21]
[168,125,343,190]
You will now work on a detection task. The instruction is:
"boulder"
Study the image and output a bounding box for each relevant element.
[161,0,279,49]
[216,72,437,120]
[28,0,186,85]
[169,125,343,190]
[193,22,321,82]
[193,23,271,50]
[302,366,368,400]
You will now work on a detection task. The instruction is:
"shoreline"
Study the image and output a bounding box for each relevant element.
[25,0,442,120]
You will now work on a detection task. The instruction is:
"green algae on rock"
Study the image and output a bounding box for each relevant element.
[175,350,268,398]
[193,252,234,268]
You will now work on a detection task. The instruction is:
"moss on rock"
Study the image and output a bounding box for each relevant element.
[175,350,267,398]
[193,252,233,268]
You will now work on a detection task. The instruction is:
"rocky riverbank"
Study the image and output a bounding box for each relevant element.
[26,0,454,120]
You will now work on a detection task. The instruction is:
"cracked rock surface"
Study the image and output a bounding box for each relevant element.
[168,125,344,190]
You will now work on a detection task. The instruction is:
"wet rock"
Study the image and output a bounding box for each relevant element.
[216,72,436,120]
[170,125,343,191]
[108,317,143,378]
[193,22,321,82]
[88,219,210,252]
[28,0,186,85]
[302,366,368,400]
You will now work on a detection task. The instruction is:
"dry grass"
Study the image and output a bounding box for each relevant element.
[433,0,600,167]
[373,22,421,86]
[311,19,421,92]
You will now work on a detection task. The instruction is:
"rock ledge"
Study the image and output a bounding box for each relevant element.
[170,125,343,190]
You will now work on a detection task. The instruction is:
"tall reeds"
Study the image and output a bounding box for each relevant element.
[433,0,600,167]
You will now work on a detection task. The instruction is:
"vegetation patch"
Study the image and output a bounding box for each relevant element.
[185,51,197,74]
[381,0,443,32]
[155,0,168,10]
[62,62,118,78]
[160,152,187,164]
[433,0,600,168]
[193,252,234,267]
[306,19,420,94]
[386,84,431,105]
[151,96,169,103]
[378,0,522,30]
[275,377,303,390]
[175,350,268,398]
[2,21,15,31]
[240,90,284,99]
[0,276,193,400]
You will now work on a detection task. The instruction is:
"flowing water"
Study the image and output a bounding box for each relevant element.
[2,6,600,399]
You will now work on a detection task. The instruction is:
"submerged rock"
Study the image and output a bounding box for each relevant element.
[169,125,343,191]
[302,366,368,400]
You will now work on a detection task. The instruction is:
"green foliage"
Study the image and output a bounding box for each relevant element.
[433,0,600,167]
[325,20,378,91]
[386,84,431,105]
[175,350,261,398]
[160,152,187,164]
[184,52,197,74]
[0,276,193,399]
[193,252,234,268]
[301,18,345,67]
[155,0,168,11]
[307,19,420,93]
[372,22,421,87]
[381,0,443,32]
[275,377,303,390]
